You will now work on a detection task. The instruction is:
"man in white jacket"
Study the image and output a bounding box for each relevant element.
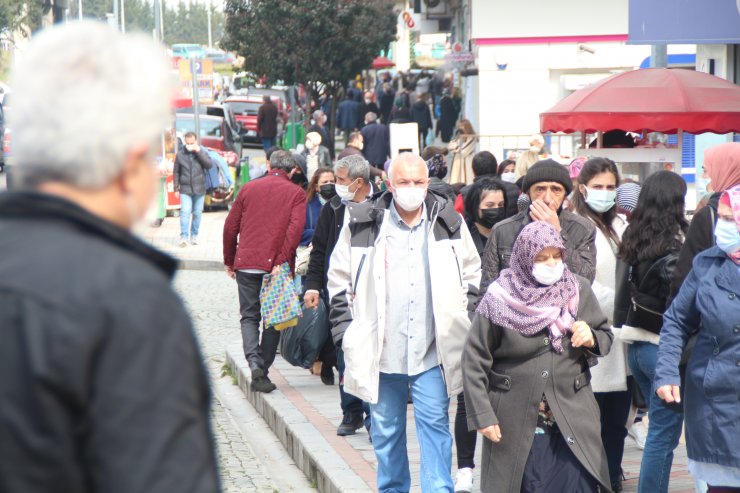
[327,153,481,492]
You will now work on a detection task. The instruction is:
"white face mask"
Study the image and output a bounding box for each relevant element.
[584,187,617,213]
[501,172,517,183]
[335,180,357,202]
[532,260,565,286]
[393,186,427,212]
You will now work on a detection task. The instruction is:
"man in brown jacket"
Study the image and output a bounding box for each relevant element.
[479,159,596,294]
[257,95,278,154]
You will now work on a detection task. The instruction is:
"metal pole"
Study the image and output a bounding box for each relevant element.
[289,85,297,150]
[120,0,125,33]
[191,59,201,142]
[207,0,213,49]
[650,44,667,68]
[153,0,163,41]
[78,0,82,19]
[112,0,118,31]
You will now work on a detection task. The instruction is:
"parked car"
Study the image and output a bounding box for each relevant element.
[177,104,242,158]
[224,95,286,146]
[205,49,235,65]
[175,114,239,166]
[171,44,206,60]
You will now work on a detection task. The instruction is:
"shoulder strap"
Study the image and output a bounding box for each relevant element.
[709,206,717,246]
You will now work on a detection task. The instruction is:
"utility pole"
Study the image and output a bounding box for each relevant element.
[120,0,125,33]
[78,0,82,20]
[112,0,118,30]
[207,0,213,49]
[650,44,667,68]
[153,0,163,42]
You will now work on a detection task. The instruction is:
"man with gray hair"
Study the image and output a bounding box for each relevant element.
[224,150,306,393]
[328,152,481,491]
[304,153,374,436]
[361,111,390,170]
[309,109,332,158]
[0,22,220,492]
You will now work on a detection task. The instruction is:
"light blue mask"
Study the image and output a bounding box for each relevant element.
[584,187,616,213]
[715,218,740,254]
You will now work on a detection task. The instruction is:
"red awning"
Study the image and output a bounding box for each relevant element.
[540,68,740,135]
[372,56,395,69]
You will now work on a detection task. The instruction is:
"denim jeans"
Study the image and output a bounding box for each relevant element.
[236,271,280,372]
[179,193,205,239]
[628,341,684,493]
[262,137,276,153]
[336,347,369,424]
[594,381,633,487]
[370,366,453,493]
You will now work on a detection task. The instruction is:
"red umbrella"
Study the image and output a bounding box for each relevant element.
[372,56,395,70]
[540,68,740,135]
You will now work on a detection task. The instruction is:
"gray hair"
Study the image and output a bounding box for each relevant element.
[334,154,370,182]
[312,110,324,122]
[269,150,297,172]
[388,152,426,182]
[365,112,378,123]
[9,21,173,189]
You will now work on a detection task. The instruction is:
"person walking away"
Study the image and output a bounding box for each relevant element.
[454,177,512,492]
[438,89,459,143]
[327,153,481,492]
[309,110,333,158]
[223,150,307,393]
[301,131,332,181]
[411,93,433,149]
[257,94,279,154]
[174,131,213,247]
[360,112,390,172]
[613,170,689,493]
[0,21,220,493]
[339,131,386,184]
[305,155,375,436]
[570,157,630,492]
[337,93,361,147]
[462,222,613,493]
[655,185,740,493]
[379,83,395,124]
[447,119,477,185]
[480,159,597,294]
[358,91,380,129]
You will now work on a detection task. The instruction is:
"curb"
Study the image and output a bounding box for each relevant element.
[225,345,373,493]
[178,259,225,271]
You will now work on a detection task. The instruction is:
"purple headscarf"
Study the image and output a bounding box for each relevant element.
[476,222,580,352]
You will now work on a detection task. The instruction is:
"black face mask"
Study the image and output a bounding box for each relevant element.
[319,183,336,200]
[477,207,505,229]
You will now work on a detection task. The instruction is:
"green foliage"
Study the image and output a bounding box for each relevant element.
[221,0,397,87]
[0,0,44,36]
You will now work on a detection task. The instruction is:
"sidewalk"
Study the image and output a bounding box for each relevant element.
[145,210,695,493]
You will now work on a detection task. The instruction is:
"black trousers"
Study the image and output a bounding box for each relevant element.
[236,271,280,373]
[454,392,477,469]
[521,431,599,493]
[594,379,633,486]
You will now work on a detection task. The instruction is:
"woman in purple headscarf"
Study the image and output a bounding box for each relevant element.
[462,221,614,493]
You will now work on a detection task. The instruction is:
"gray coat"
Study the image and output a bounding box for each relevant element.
[462,276,613,493]
[480,210,596,294]
[174,147,213,196]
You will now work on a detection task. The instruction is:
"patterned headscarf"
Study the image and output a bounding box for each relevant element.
[426,154,448,180]
[569,156,587,179]
[476,222,580,353]
[720,184,740,265]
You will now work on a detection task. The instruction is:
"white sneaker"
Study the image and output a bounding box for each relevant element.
[190,237,198,245]
[179,239,188,248]
[454,467,474,493]
[628,420,647,449]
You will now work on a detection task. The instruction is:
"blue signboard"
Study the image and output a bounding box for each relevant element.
[628,0,740,44]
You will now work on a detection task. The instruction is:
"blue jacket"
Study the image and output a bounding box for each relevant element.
[300,195,323,246]
[337,99,361,130]
[360,122,390,167]
[655,247,740,469]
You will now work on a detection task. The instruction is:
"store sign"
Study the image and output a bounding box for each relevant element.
[628,0,740,44]
[177,59,214,104]
[446,42,474,62]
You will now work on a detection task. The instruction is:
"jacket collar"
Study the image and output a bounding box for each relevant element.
[0,192,178,278]
[266,169,290,180]
[355,190,462,235]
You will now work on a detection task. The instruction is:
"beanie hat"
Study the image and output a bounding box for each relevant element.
[522,159,572,195]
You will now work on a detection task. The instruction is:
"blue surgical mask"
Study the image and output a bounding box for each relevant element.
[715,218,740,254]
[584,187,616,213]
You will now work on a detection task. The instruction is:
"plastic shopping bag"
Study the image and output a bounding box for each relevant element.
[259,263,302,330]
[279,298,330,369]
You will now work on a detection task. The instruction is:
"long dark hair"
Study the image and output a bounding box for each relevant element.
[464,177,509,225]
[571,157,621,246]
[306,168,334,203]
[618,171,688,265]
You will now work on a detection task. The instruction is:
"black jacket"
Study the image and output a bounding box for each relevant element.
[305,195,349,294]
[174,147,213,196]
[360,122,390,167]
[0,192,219,493]
[410,100,432,132]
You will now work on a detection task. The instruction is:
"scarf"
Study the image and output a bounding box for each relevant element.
[705,143,740,193]
[721,185,740,265]
[476,222,580,353]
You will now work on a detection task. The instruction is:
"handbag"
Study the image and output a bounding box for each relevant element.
[259,263,302,331]
[295,245,312,276]
[279,298,330,369]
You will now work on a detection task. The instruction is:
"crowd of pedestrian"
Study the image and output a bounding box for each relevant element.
[3,21,739,493]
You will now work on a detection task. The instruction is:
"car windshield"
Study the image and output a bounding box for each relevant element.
[176,117,222,138]
[226,101,260,115]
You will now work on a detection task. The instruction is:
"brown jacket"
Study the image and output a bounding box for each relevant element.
[462,276,613,493]
[257,100,278,139]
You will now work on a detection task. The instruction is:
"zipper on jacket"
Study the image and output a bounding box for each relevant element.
[451,245,463,286]
[353,254,366,295]
[631,297,664,316]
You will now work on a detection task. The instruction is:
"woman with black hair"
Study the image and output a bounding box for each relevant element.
[570,157,629,491]
[614,170,689,493]
[454,177,512,493]
[497,159,517,184]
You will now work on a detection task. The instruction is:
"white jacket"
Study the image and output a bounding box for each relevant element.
[327,192,481,404]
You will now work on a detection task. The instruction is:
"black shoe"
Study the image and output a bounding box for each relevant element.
[336,413,364,436]
[611,481,623,492]
[321,364,335,386]
[250,368,276,393]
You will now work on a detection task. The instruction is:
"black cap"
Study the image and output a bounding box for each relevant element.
[522,159,572,195]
